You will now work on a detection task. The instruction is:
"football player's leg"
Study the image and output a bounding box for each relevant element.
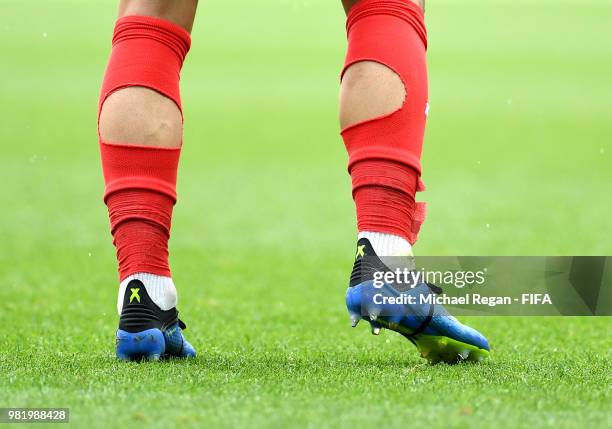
[339,0,489,363]
[98,0,198,360]
[339,0,427,256]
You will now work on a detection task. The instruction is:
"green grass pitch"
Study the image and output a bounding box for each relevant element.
[0,0,610,427]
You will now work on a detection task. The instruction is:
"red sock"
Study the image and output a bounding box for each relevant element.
[351,160,425,244]
[100,143,181,280]
[98,16,191,281]
[341,0,428,244]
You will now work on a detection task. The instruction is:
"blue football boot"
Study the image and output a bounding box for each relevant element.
[116,279,196,361]
[346,238,490,364]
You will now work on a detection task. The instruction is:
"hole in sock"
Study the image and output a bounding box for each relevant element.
[99,87,183,148]
[339,60,406,130]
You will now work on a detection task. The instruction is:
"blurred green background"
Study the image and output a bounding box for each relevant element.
[0,1,610,428]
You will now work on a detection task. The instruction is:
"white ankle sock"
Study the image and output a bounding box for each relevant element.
[358,231,413,257]
[117,273,177,315]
